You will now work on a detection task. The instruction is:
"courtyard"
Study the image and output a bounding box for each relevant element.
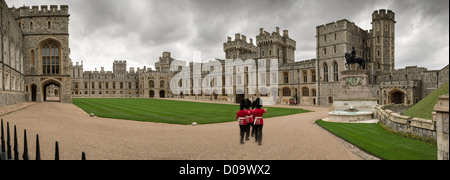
[0,100,368,160]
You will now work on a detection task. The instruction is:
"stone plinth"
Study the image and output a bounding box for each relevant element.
[337,70,372,99]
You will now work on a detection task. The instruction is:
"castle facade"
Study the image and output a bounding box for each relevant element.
[0,0,448,108]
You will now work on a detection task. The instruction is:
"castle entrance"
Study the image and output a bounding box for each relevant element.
[389,89,405,105]
[149,90,155,98]
[31,84,37,102]
[41,79,62,102]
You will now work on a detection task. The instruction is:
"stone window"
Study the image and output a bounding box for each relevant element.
[311,69,316,83]
[283,72,289,84]
[302,87,309,97]
[312,89,317,97]
[328,96,334,104]
[334,33,337,40]
[282,87,291,97]
[334,46,337,54]
[323,63,329,82]
[48,21,52,30]
[149,80,155,88]
[30,50,35,67]
[30,22,33,30]
[303,70,308,83]
[333,61,339,82]
[160,80,165,88]
[41,41,60,75]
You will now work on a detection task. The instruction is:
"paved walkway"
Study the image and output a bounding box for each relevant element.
[0,101,371,160]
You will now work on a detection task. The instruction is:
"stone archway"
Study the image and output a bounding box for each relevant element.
[159,90,165,98]
[388,89,406,104]
[41,79,62,102]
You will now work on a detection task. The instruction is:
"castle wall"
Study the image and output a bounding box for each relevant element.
[0,0,26,107]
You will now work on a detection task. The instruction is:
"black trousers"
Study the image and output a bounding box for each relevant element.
[239,125,247,143]
[246,123,254,139]
[254,125,263,144]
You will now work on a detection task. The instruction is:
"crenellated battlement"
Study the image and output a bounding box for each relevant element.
[372,9,395,22]
[15,5,69,17]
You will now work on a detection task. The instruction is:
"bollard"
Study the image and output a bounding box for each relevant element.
[55,141,60,160]
[36,134,41,160]
[6,122,11,160]
[23,129,29,160]
[13,125,19,160]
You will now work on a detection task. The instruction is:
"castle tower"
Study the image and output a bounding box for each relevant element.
[113,60,127,79]
[223,33,257,60]
[256,27,296,64]
[12,5,72,103]
[371,9,396,72]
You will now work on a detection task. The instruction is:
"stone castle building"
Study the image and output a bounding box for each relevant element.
[0,0,448,108]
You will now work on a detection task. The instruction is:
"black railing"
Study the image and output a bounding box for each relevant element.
[0,119,86,160]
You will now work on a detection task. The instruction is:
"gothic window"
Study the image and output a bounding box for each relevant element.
[282,87,291,97]
[41,41,60,75]
[149,80,154,88]
[48,21,52,30]
[334,46,337,54]
[302,87,309,97]
[333,61,339,82]
[30,50,35,67]
[160,80,165,88]
[323,63,329,82]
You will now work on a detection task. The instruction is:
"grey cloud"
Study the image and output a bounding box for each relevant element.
[6,0,449,71]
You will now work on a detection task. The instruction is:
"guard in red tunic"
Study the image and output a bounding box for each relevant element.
[245,99,254,141]
[236,99,249,144]
[253,98,267,146]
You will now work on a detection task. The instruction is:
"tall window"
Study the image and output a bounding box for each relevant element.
[42,41,60,75]
[302,87,309,97]
[311,70,316,83]
[283,72,289,84]
[160,80,165,88]
[149,80,155,88]
[333,61,339,82]
[323,63,329,82]
[282,87,291,97]
[303,70,308,83]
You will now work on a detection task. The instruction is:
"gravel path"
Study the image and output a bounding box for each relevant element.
[1,101,364,160]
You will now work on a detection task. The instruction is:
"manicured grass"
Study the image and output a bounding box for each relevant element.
[316,120,437,160]
[72,98,310,125]
[404,81,449,120]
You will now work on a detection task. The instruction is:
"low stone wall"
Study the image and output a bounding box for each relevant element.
[0,92,27,107]
[376,105,436,141]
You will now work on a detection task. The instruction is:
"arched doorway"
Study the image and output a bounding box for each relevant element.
[31,84,37,102]
[389,89,405,104]
[41,79,61,102]
[149,90,155,98]
[159,90,165,98]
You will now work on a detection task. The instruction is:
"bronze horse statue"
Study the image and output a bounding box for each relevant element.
[345,52,366,70]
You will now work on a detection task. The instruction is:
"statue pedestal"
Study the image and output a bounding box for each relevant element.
[328,70,377,122]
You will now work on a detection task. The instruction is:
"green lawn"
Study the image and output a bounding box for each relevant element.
[72,98,310,125]
[404,81,449,120]
[316,120,437,160]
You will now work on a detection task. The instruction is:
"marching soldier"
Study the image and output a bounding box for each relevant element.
[253,98,267,146]
[236,99,249,144]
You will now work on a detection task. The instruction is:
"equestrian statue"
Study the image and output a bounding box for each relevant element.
[345,47,369,70]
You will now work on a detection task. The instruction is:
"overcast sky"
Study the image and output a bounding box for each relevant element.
[7,0,449,71]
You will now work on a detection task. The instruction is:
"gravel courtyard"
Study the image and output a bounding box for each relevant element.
[1,101,366,160]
